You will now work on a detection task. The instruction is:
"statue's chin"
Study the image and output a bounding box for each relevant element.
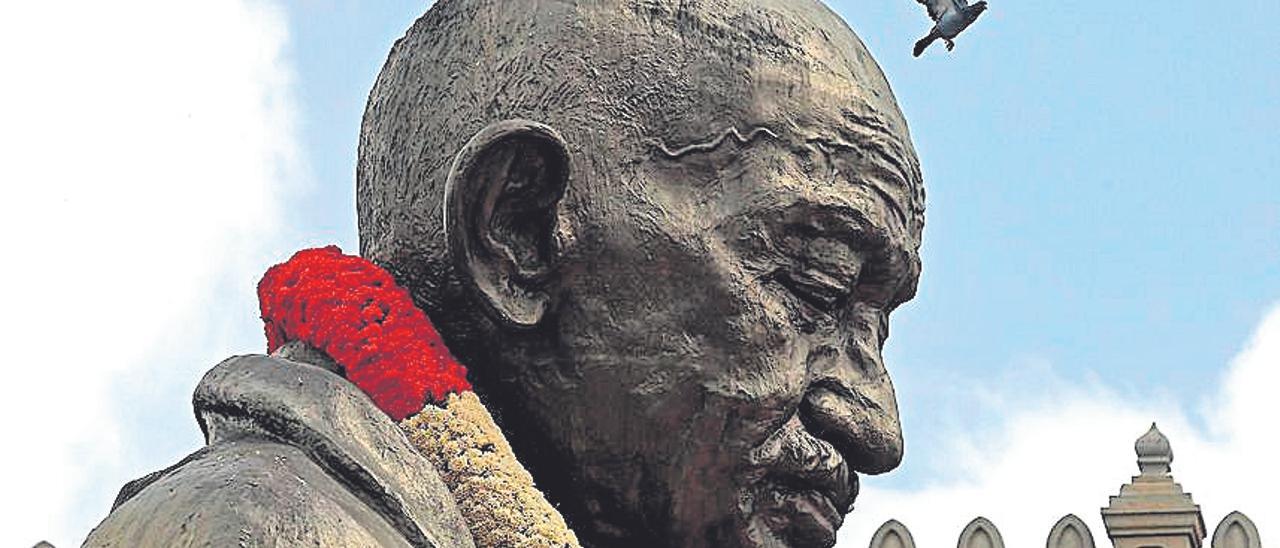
[745,484,844,548]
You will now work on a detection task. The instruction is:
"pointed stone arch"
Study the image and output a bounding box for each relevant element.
[958,517,1005,548]
[869,519,916,548]
[1047,514,1095,548]
[1211,511,1261,548]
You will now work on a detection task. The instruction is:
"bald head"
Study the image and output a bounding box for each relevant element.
[357,0,922,301]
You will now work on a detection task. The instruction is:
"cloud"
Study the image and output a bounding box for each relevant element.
[0,1,302,545]
[838,303,1280,547]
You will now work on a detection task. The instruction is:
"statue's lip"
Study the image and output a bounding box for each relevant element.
[843,471,861,513]
[758,477,849,546]
[805,439,858,515]
[791,487,844,545]
[751,413,862,545]
[762,420,859,516]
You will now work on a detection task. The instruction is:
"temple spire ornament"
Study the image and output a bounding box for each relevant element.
[1101,423,1206,548]
[1135,423,1173,477]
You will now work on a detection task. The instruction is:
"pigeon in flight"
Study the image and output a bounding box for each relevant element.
[913,0,988,57]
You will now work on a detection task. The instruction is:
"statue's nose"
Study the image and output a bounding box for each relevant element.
[799,341,903,475]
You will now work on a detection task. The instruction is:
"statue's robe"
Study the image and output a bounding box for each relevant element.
[83,355,475,548]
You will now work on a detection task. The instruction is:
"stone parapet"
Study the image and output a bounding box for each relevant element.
[866,424,1261,548]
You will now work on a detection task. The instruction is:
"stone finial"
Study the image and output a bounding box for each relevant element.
[1135,422,1173,476]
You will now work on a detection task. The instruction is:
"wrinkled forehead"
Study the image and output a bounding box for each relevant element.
[648,109,923,246]
[581,0,925,239]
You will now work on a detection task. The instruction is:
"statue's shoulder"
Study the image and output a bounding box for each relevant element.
[83,354,475,548]
[85,436,422,546]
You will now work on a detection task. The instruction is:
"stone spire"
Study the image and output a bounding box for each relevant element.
[1101,423,1206,548]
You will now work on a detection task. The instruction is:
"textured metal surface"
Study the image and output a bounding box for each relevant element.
[84,355,474,548]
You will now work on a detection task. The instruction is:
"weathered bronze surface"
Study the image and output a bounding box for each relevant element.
[86,1,925,546]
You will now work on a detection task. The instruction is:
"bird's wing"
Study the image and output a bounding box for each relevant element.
[915,0,963,22]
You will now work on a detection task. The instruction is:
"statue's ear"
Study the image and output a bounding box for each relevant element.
[445,120,570,328]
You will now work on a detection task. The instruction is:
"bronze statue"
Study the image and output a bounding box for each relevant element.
[85,0,925,546]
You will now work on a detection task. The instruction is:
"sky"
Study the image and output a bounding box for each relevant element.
[0,1,1275,547]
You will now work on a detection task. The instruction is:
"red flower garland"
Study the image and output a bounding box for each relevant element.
[257,246,471,420]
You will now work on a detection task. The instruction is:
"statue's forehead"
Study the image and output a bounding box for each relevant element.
[645,116,923,240]
[569,0,912,150]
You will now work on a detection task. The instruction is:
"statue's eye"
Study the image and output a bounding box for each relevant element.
[766,216,870,320]
[772,268,852,314]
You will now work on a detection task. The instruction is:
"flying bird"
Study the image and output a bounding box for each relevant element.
[912,0,988,57]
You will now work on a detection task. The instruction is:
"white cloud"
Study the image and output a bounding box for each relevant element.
[0,1,302,546]
[838,303,1280,547]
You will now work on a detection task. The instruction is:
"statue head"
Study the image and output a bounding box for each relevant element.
[357,0,924,546]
